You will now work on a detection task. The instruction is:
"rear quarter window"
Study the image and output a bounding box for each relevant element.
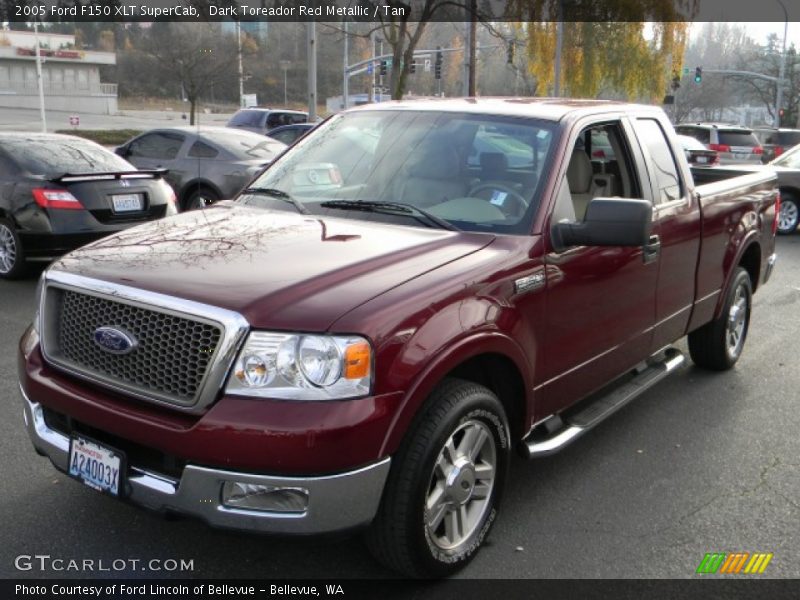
[718,131,759,147]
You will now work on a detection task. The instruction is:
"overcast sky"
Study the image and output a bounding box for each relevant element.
[690,21,800,48]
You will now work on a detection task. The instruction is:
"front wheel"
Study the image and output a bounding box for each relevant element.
[688,267,752,370]
[366,378,510,578]
[777,193,799,235]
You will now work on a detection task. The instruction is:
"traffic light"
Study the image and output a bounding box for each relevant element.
[434,47,443,80]
[380,60,387,76]
[694,67,702,83]
[671,75,681,91]
[409,59,416,74]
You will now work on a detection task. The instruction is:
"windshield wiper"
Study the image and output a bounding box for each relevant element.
[320,200,460,231]
[242,187,309,215]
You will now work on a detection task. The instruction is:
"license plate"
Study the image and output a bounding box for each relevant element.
[69,435,124,496]
[112,193,143,212]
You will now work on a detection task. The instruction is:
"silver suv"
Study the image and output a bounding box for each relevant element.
[674,123,763,165]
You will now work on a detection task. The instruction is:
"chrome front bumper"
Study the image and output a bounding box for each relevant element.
[19,384,390,535]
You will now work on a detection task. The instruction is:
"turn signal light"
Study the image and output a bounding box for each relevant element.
[344,341,371,379]
[32,188,83,210]
[708,144,731,153]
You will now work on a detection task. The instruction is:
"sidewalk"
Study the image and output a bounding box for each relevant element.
[0,107,235,132]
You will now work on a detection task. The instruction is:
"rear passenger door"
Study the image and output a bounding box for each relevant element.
[629,116,700,350]
[539,118,659,418]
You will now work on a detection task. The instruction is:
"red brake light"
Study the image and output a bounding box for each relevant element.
[32,188,83,210]
[709,144,731,153]
[753,146,763,155]
[773,191,781,235]
[592,149,606,158]
[775,146,785,157]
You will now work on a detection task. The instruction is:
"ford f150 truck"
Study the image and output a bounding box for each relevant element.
[18,99,778,577]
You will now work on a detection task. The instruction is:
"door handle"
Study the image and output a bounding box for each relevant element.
[643,234,660,264]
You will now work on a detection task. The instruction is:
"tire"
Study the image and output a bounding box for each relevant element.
[0,218,26,280]
[777,193,799,235]
[185,187,220,211]
[688,267,752,371]
[366,378,510,578]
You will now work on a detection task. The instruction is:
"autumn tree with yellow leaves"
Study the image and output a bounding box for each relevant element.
[509,0,697,102]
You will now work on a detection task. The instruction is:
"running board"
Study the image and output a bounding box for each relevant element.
[521,348,685,459]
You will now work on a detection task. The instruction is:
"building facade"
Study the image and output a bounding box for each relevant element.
[0,29,117,115]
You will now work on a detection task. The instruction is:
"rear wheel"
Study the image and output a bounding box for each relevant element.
[688,267,752,370]
[0,218,26,280]
[185,187,220,211]
[777,193,799,235]
[366,378,509,578]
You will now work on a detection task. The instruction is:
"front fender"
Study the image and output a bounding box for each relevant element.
[378,329,534,457]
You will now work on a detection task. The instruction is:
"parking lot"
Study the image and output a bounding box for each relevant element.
[1,236,799,580]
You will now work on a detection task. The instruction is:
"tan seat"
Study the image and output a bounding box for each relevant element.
[396,142,467,207]
[567,149,615,219]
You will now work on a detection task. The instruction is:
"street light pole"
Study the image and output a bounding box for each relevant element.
[237,21,244,108]
[775,0,788,127]
[280,60,291,106]
[33,20,47,132]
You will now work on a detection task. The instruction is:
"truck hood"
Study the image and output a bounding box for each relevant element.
[53,203,495,331]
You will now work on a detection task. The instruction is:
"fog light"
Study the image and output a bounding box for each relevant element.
[221,482,309,513]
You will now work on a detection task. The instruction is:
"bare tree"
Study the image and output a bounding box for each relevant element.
[139,23,240,125]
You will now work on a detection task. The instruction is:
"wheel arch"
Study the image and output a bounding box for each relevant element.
[179,179,223,209]
[379,334,533,458]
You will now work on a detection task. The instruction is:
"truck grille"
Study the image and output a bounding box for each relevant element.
[43,286,226,409]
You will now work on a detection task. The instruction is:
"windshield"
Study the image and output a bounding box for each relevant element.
[240,110,556,234]
[772,143,800,168]
[4,137,133,175]
[201,129,286,160]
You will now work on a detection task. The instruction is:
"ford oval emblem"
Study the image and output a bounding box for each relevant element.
[93,326,138,355]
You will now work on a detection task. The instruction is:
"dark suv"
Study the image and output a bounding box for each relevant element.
[227,108,308,136]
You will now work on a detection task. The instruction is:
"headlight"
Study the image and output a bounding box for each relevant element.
[226,332,372,400]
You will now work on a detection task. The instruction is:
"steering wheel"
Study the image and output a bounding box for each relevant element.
[467,182,529,217]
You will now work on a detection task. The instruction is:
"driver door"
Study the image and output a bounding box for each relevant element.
[537,119,659,418]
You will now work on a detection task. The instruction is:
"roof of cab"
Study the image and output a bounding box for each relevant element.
[345,97,663,122]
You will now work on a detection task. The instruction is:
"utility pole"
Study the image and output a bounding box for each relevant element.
[554,1,563,97]
[342,20,349,109]
[775,0,788,127]
[468,0,477,96]
[462,20,470,96]
[236,21,244,108]
[33,20,47,132]
[307,22,317,120]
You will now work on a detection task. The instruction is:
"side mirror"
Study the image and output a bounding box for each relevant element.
[114,145,128,158]
[552,197,652,250]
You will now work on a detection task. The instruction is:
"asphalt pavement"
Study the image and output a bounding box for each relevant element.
[1,238,799,580]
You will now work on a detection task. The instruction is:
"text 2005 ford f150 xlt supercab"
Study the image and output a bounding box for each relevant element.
[18,99,778,577]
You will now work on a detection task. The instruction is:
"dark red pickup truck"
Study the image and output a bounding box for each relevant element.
[18,99,778,577]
